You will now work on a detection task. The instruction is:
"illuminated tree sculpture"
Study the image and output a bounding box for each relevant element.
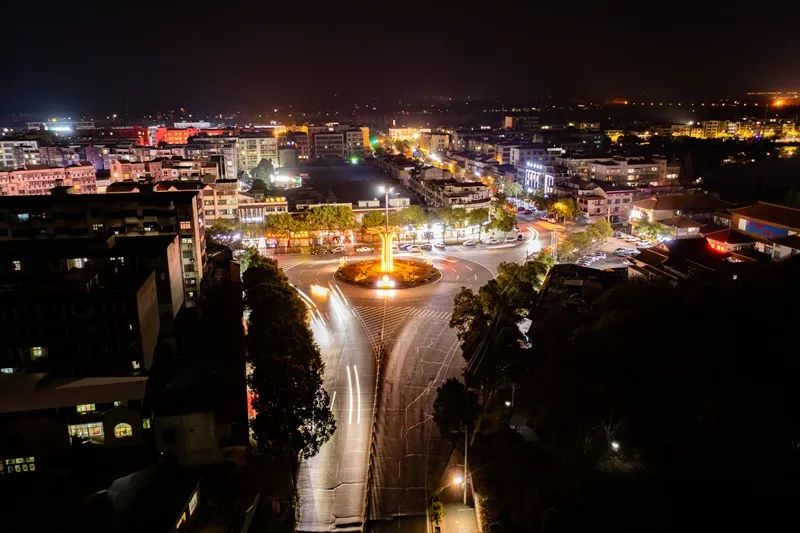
[377,228,394,273]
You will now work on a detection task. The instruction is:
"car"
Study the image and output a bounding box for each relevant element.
[433,241,446,249]
[330,246,345,253]
[613,231,625,238]
[592,252,606,259]
[420,243,433,251]
[516,233,525,241]
[614,247,629,254]
[462,240,477,246]
[538,214,549,221]
[516,206,526,212]
[504,236,517,243]
[355,246,374,253]
[408,245,421,252]
[524,209,533,215]
[626,249,640,256]
[487,238,500,245]
[546,217,558,224]
[621,259,633,266]
[636,241,651,248]
[399,244,413,251]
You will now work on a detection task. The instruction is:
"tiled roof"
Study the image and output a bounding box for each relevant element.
[771,234,800,249]
[731,201,800,230]
[704,228,754,245]
[660,215,702,229]
[633,193,730,211]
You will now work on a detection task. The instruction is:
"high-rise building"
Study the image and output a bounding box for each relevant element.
[0,163,97,195]
[0,187,205,306]
[237,132,278,174]
[313,132,345,159]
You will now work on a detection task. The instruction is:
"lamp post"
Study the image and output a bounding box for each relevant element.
[377,186,395,273]
[378,185,394,233]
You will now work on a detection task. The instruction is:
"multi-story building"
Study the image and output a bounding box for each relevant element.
[561,156,673,186]
[38,145,80,167]
[0,139,40,168]
[574,183,635,222]
[0,187,205,306]
[0,163,97,195]
[153,127,200,145]
[313,132,345,159]
[284,131,310,160]
[185,136,239,180]
[200,179,239,226]
[237,132,278,174]
[25,120,95,132]
[110,159,147,182]
[388,127,420,141]
[509,143,550,167]
[237,194,289,225]
[516,160,568,196]
[408,172,491,210]
[503,115,539,131]
[345,128,368,159]
[630,193,730,224]
[419,131,450,155]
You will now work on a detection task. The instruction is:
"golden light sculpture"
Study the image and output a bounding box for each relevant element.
[378,229,394,273]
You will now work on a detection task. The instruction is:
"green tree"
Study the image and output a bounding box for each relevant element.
[490,205,517,233]
[551,197,579,221]
[239,246,268,271]
[592,218,614,241]
[391,204,428,227]
[361,210,386,228]
[252,158,275,183]
[467,207,490,242]
[437,207,467,243]
[249,178,269,197]
[635,220,672,242]
[429,497,445,527]
[304,205,356,242]
[433,378,479,439]
[244,259,335,458]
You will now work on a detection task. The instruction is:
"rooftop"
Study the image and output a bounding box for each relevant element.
[0,373,148,414]
[731,201,800,230]
[633,193,731,212]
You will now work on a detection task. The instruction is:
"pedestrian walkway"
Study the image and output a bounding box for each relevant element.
[351,306,452,346]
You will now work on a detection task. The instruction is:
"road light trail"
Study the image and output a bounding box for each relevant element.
[346,364,354,425]
[354,365,362,424]
[330,390,336,410]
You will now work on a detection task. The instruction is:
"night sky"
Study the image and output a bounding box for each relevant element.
[2,0,797,115]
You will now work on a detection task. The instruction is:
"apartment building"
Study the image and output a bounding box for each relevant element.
[0,163,97,195]
[0,139,40,168]
[313,132,346,159]
[419,131,450,155]
[237,132,278,174]
[0,188,206,306]
[200,179,239,226]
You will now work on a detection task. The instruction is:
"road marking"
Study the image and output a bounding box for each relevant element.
[346,365,353,425]
[354,365,361,424]
[456,274,460,280]
[463,264,473,272]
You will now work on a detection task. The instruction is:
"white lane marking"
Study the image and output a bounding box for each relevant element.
[474,274,478,280]
[346,365,353,425]
[354,365,361,424]
[463,264,474,272]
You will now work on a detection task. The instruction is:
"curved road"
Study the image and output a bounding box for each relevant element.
[284,227,544,532]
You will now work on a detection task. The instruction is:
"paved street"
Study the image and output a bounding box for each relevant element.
[279,237,534,532]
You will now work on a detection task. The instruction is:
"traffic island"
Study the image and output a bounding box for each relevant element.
[334,258,441,289]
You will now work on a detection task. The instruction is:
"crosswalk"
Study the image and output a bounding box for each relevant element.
[351,306,452,346]
[272,254,311,273]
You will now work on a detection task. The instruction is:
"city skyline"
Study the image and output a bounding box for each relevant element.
[2,0,798,115]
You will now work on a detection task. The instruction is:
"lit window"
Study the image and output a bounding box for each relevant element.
[12,260,21,271]
[180,221,191,230]
[113,400,124,407]
[1,367,14,374]
[114,423,133,438]
[30,346,47,359]
[131,360,141,370]
[1,456,35,475]
[68,422,104,442]
[76,403,96,414]
[142,418,151,429]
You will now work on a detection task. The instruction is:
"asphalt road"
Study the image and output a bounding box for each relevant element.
[280,236,539,532]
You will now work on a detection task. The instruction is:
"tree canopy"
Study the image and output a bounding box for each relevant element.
[244,255,335,458]
[304,204,356,233]
[433,377,479,439]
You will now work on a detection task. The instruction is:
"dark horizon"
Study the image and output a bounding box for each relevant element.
[1,0,798,116]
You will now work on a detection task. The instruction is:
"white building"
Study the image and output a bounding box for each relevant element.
[0,140,40,168]
[237,133,278,174]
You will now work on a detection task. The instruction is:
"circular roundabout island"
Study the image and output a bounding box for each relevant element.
[334,258,441,289]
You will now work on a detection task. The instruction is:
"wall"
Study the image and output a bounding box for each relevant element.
[154,412,222,467]
[136,272,160,370]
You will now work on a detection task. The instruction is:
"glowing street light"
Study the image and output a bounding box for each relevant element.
[610,440,621,452]
[453,475,464,486]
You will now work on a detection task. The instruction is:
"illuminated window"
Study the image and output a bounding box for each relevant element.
[1,367,14,374]
[114,423,133,438]
[180,221,191,230]
[12,260,21,271]
[1,457,35,475]
[68,422,104,441]
[142,418,151,429]
[30,346,47,359]
[76,403,96,414]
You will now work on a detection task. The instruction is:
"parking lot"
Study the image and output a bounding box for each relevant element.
[572,231,653,269]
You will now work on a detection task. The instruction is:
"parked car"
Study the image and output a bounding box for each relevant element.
[330,246,345,253]
[487,238,500,245]
[592,252,606,259]
[613,231,625,238]
[614,247,628,254]
[408,245,421,252]
[463,240,477,246]
[399,244,413,251]
[621,259,633,266]
[546,217,558,224]
[355,246,374,253]
[516,206,526,212]
[420,243,433,251]
[504,236,517,243]
[516,233,525,241]
[433,241,446,249]
[523,209,533,215]
[311,247,328,255]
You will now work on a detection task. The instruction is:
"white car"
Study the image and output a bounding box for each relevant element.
[487,238,500,245]
[408,245,421,252]
[433,241,446,249]
[355,246,374,253]
[504,236,517,243]
[331,246,345,253]
[462,240,477,246]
